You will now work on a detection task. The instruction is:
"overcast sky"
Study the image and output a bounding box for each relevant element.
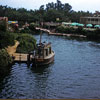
[0,0,100,12]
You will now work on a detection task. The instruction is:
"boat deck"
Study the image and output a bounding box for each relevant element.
[45,51,55,59]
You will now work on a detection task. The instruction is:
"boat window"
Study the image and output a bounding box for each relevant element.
[49,47,51,54]
[46,49,48,56]
[38,48,43,58]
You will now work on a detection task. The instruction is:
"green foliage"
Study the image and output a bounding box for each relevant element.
[16,33,36,53]
[0,31,16,49]
[20,23,40,34]
[44,9,64,22]
[56,25,100,40]
[56,26,77,33]
[86,29,100,40]
[28,23,37,31]
[20,27,31,33]
[0,21,7,31]
[0,1,92,23]
[56,25,67,33]
[0,49,13,76]
[70,11,92,22]
[0,49,12,66]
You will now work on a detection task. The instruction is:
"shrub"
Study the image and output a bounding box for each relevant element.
[28,23,36,31]
[20,27,31,33]
[0,49,13,77]
[0,31,16,49]
[56,25,66,33]
[20,23,40,34]
[16,33,36,53]
[0,20,7,32]
[28,23,40,33]
[86,29,100,40]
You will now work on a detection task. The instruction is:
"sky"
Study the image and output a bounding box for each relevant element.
[0,0,100,13]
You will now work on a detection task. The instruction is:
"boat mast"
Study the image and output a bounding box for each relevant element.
[39,21,43,44]
[39,29,42,44]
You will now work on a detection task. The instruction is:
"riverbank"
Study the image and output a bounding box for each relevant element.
[0,31,36,79]
[36,26,100,40]
[0,49,13,79]
[0,34,100,99]
[6,41,28,63]
[0,41,19,79]
[36,27,86,38]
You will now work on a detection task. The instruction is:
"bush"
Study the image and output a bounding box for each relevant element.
[0,31,16,49]
[20,23,40,34]
[0,21,7,32]
[56,25,66,33]
[56,26,77,34]
[28,23,36,31]
[0,49,13,77]
[16,33,36,53]
[28,23,40,33]
[86,29,100,40]
[20,27,31,33]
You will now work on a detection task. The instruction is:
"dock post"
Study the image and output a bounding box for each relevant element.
[27,54,31,66]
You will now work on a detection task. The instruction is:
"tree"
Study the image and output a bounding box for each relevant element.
[0,1,92,23]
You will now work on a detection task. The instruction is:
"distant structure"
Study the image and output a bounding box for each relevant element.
[0,17,8,30]
[0,17,8,22]
[43,22,61,27]
[80,11,100,25]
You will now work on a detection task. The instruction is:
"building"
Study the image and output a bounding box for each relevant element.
[0,17,8,22]
[80,17,100,25]
[80,11,100,25]
[0,17,8,30]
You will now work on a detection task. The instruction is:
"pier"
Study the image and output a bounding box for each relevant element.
[13,53,28,63]
[6,41,32,63]
[36,27,86,38]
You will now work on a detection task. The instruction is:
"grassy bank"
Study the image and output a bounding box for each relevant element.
[55,25,100,40]
[0,49,13,79]
[0,30,36,78]
[16,33,36,53]
[19,23,40,34]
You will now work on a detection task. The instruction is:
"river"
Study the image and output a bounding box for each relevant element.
[0,33,100,99]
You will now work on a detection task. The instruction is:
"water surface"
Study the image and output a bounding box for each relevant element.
[0,34,100,99]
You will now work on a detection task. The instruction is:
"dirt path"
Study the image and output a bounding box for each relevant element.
[6,41,28,62]
[6,41,19,56]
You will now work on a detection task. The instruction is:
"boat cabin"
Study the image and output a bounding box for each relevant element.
[34,42,52,59]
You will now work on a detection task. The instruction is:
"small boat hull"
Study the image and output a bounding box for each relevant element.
[32,52,55,66]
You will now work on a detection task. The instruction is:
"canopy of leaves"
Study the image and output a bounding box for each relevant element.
[0,49,12,67]
[0,31,16,49]
[16,33,36,53]
[0,49,13,77]
[0,0,92,23]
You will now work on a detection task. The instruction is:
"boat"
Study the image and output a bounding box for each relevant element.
[31,42,55,66]
[29,30,55,66]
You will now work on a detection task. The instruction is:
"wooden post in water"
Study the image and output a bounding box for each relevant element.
[27,54,31,66]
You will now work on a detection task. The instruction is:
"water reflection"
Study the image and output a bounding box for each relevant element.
[0,34,100,99]
[30,65,52,99]
[31,65,51,75]
[89,43,100,49]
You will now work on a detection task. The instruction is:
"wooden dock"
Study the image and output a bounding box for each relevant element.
[36,27,86,38]
[6,41,30,63]
[13,53,28,63]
